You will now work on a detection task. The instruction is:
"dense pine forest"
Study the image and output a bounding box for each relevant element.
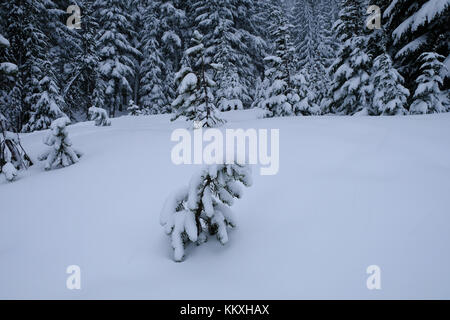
[0,0,449,133]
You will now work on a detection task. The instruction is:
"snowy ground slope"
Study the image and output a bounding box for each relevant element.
[1,110,450,299]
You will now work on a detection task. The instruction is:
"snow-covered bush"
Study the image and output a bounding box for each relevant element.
[0,115,33,182]
[89,106,111,127]
[160,164,252,262]
[38,117,82,170]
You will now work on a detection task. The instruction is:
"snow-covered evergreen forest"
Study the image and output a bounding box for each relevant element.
[1,0,449,132]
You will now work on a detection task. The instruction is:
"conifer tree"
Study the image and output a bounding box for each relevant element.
[326,0,373,115]
[190,0,264,109]
[44,0,80,119]
[160,164,252,262]
[292,0,338,111]
[384,0,450,106]
[63,0,100,119]
[1,0,64,132]
[292,71,321,116]
[171,31,224,128]
[0,33,18,124]
[139,1,168,114]
[157,0,186,104]
[0,36,32,181]
[410,52,448,114]
[260,9,308,117]
[38,117,83,170]
[22,61,66,132]
[372,53,410,115]
[211,3,250,111]
[94,0,141,117]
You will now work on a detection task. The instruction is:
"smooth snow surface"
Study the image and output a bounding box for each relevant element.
[1,110,450,299]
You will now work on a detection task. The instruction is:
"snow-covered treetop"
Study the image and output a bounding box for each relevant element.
[50,117,71,131]
[0,62,18,75]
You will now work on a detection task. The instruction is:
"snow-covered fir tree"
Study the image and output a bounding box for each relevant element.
[156,0,186,107]
[253,0,278,45]
[216,72,246,112]
[139,1,168,114]
[234,0,267,76]
[1,0,64,132]
[259,9,295,118]
[171,31,224,128]
[0,33,18,125]
[38,117,83,170]
[160,164,252,262]
[225,0,266,103]
[0,40,33,181]
[372,53,410,115]
[190,0,265,109]
[294,2,321,86]
[94,0,141,117]
[384,0,450,109]
[22,61,66,132]
[128,0,145,107]
[292,71,320,116]
[259,8,317,117]
[63,0,100,119]
[317,0,340,68]
[292,0,338,110]
[410,52,448,114]
[326,0,373,115]
[43,0,81,119]
[208,2,250,111]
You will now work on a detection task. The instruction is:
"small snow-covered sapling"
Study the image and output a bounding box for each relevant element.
[160,164,252,262]
[88,106,111,126]
[38,117,83,170]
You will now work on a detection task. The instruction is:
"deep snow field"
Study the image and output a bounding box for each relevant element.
[1,110,450,299]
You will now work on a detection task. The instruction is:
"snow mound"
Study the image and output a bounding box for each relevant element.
[1,110,450,299]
